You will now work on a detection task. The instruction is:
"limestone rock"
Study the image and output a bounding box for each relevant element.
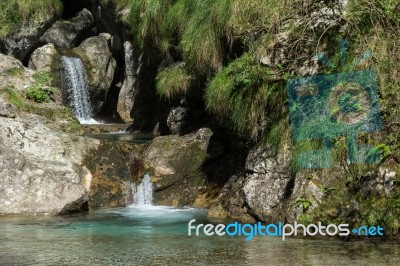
[0,53,35,92]
[144,128,213,206]
[0,116,89,215]
[0,8,59,61]
[77,36,116,113]
[243,144,293,222]
[215,174,256,223]
[167,106,191,135]
[84,141,144,210]
[28,44,60,72]
[117,41,138,122]
[0,97,18,118]
[39,9,94,49]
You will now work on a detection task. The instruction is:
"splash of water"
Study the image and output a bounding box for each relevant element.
[132,174,153,207]
[60,56,96,124]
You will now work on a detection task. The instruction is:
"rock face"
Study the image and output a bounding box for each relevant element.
[117,41,139,122]
[28,44,60,72]
[210,174,255,223]
[167,106,190,135]
[0,53,35,91]
[76,36,116,113]
[0,115,90,215]
[84,141,145,210]
[144,128,213,206]
[257,1,347,76]
[39,8,94,49]
[0,9,59,61]
[243,144,293,222]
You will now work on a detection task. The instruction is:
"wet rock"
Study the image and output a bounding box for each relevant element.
[28,44,60,72]
[360,167,396,196]
[39,8,94,49]
[76,36,116,113]
[144,128,213,206]
[84,141,145,209]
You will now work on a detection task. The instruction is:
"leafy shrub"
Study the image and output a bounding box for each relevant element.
[25,86,56,103]
[25,71,57,103]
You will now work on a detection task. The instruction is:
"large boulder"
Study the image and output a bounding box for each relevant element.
[243,143,293,222]
[84,141,145,210]
[39,8,94,49]
[117,41,138,122]
[144,128,213,206]
[28,44,60,72]
[76,36,116,113]
[0,53,35,92]
[0,8,59,61]
[0,115,90,215]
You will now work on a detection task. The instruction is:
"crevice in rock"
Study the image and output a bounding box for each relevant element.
[61,0,93,20]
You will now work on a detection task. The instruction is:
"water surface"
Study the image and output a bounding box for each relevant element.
[0,206,399,265]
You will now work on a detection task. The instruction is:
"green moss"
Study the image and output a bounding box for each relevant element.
[0,0,63,37]
[1,86,74,121]
[5,67,24,77]
[3,87,24,107]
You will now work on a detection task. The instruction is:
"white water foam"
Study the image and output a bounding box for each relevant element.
[60,56,97,124]
[132,174,153,207]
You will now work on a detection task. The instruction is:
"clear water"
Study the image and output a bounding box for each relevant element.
[60,56,96,124]
[0,206,399,265]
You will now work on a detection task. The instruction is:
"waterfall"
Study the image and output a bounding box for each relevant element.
[132,174,153,207]
[60,56,95,124]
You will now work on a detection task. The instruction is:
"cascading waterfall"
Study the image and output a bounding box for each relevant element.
[132,174,153,207]
[60,56,96,124]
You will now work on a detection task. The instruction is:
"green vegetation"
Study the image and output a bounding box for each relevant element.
[156,66,192,99]
[25,71,57,103]
[0,0,63,37]
[205,53,285,139]
[25,86,56,103]
[2,86,72,121]
[5,67,24,77]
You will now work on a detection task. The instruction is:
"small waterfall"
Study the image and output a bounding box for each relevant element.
[132,174,153,207]
[60,56,94,123]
